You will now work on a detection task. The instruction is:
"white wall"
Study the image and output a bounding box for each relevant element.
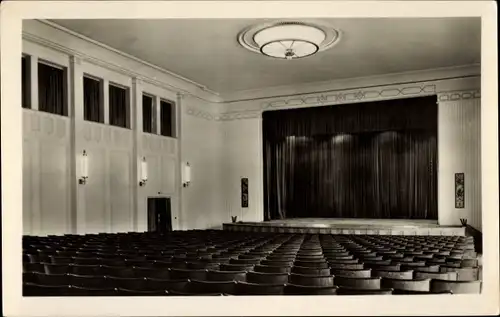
[181,96,226,229]
[219,75,482,231]
[222,118,264,223]
[21,20,205,235]
[438,98,482,230]
[22,110,72,235]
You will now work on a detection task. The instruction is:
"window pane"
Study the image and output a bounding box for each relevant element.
[38,62,66,116]
[142,94,155,133]
[160,100,174,137]
[109,84,129,128]
[22,56,31,109]
[83,76,103,123]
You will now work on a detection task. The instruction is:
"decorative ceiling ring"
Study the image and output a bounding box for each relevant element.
[238,21,341,60]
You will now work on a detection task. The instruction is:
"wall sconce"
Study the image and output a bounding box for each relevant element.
[182,162,191,188]
[139,157,148,187]
[78,150,89,185]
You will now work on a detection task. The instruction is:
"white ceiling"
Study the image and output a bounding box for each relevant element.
[51,18,480,94]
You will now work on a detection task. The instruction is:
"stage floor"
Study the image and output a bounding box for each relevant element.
[223,218,465,236]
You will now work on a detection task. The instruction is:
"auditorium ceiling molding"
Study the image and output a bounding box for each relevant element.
[46,17,481,97]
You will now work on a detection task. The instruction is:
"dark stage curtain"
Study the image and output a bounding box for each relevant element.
[83,76,102,123]
[109,84,129,128]
[38,62,66,116]
[263,96,438,221]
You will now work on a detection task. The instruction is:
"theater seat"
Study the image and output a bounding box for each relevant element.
[292,266,331,276]
[330,268,371,278]
[430,280,481,294]
[146,278,189,292]
[23,282,71,296]
[188,279,238,295]
[414,271,457,281]
[372,270,413,280]
[236,281,285,295]
[206,270,247,282]
[289,273,334,287]
[254,264,292,274]
[336,286,393,295]
[334,276,381,290]
[393,289,453,295]
[284,284,338,295]
[116,288,168,296]
[246,271,289,284]
[381,278,431,292]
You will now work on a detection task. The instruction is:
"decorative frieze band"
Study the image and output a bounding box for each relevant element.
[437,90,481,102]
[185,106,216,121]
[261,84,437,110]
[217,85,481,121]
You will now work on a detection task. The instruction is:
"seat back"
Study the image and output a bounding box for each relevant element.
[439,266,479,281]
[412,265,440,273]
[188,279,238,295]
[284,284,338,295]
[69,285,117,296]
[146,278,189,292]
[334,276,381,290]
[372,270,413,280]
[169,268,207,280]
[337,286,393,295]
[261,260,294,267]
[330,268,371,278]
[246,271,289,284]
[292,266,331,276]
[230,258,262,265]
[186,262,220,270]
[101,265,135,278]
[206,270,247,282]
[381,278,431,292]
[71,264,103,276]
[44,263,70,275]
[289,273,334,287]
[430,280,481,294]
[69,274,107,288]
[329,263,364,270]
[415,271,457,281]
[254,265,291,274]
[107,276,148,290]
[35,272,70,285]
[236,281,285,295]
[23,282,71,296]
[220,263,255,272]
[117,288,168,296]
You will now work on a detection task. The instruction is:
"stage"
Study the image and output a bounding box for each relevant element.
[222,218,466,236]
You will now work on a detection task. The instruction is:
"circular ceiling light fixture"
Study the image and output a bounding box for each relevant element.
[238,21,340,60]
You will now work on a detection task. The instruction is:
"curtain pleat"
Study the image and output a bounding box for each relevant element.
[83,77,102,123]
[263,96,438,221]
[38,62,66,116]
[109,84,128,128]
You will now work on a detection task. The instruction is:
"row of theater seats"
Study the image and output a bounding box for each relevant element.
[23,230,481,296]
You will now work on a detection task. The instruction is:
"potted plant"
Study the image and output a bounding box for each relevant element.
[231,216,238,223]
[460,218,468,227]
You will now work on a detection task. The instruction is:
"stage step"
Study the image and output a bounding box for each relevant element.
[223,223,466,236]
